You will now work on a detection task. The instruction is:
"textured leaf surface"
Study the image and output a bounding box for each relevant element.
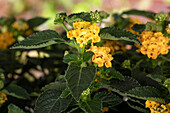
[109,68,125,81]
[100,27,140,45]
[27,17,48,28]
[35,90,72,113]
[131,24,146,34]
[126,86,165,103]
[63,54,78,63]
[102,76,140,93]
[127,102,149,113]
[41,81,66,91]
[83,51,94,62]
[0,84,30,100]
[122,9,156,19]
[65,64,96,101]
[8,104,25,113]
[94,91,122,107]
[66,12,91,26]
[146,74,166,83]
[11,30,66,49]
[80,99,102,113]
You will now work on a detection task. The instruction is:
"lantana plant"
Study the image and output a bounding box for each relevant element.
[8,9,170,113]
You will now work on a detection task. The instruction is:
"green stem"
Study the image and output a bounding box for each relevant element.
[99,19,103,27]
[82,44,85,55]
[72,38,80,53]
[61,23,69,32]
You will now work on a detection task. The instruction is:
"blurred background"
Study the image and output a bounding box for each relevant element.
[0,0,170,30]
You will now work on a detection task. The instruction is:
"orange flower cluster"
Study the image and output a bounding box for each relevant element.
[67,21,100,47]
[87,46,113,68]
[145,100,170,113]
[126,18,142,35]
[103,40,126,53]
[135,31,170,59]
[0,93,7,104]
[166,24,170,34]
[12,20,29,31]
[0,32,15,50]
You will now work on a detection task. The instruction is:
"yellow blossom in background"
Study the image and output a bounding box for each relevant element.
[0,93,7,104]
[166,24,170,34]
[126,18,142,35]
[135,31,170,59]
[101,107,109,112]
[87,46,113,68]
[67,21,100,47]
[12,20,29,31]
[145,100,170,113]
[0,32,15,50]
[103,40,126,53]
[25,29,34,36]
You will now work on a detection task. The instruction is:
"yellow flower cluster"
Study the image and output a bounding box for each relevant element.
[0,32,15,50]
[126,18,142,35]
[135,31,170,59]
[0,93,7,104]
[103,40,126,53]
[67,21,100,47]
[12,20,29,31]
[87,46,113,68]
[166,24,170,34]
[145,100,170,113]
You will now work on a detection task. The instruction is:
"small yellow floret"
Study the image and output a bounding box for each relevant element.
[0,93,7,104]
[101,107,109,112]
[103,40,126,53]
[166,24,170,34]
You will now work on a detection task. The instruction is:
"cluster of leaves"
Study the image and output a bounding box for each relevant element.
[1,9,170,113]
[0,17,69,112]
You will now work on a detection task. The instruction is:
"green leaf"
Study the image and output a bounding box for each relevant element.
[35,90,72,113]
[146,74,166,83]
[145,22,163,32]
[131,24,146,34]
[10,30,66,49]
[80,99,102,113]
[27,17,48,28]
[83,51,94,62]
[0,84,30,100]
[94,91,122,107]
[8,104,25,113]
[109,68,125,81]
[163,78,170,88]
[0,80,4,89]
[67,107,81,113]
[66,12,91,26]
[126,86,165,103]
[99,11,109,20]
[63,54,78,64]
[41,81,66,91]
[122,9,156,20]
[102,76,140,93]
[100,27,140,45]
[61,88,71,98]
[65,64,96,101]
[127,102,149,113]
